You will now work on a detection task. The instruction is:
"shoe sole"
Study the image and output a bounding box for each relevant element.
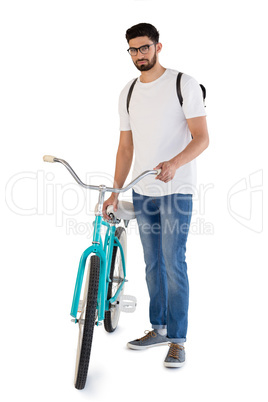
[164,361,185,368]
[127,341,169,350]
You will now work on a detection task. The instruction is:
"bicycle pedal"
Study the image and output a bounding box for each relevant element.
[119,295,137,313]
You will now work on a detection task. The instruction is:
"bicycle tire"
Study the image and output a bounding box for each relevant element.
[104,226,127,333]
[74,255,100,390]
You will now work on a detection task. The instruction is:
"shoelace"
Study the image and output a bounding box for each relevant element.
[138,330,157,342]
[167,343,184,359]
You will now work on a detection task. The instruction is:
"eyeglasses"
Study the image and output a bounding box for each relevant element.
[127,43,155,56]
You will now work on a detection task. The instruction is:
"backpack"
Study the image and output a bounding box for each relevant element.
[126,72,206,113]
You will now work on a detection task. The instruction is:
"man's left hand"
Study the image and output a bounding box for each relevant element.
[154,159,177,183]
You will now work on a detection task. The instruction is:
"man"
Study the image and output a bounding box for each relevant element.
[103,23,209,368]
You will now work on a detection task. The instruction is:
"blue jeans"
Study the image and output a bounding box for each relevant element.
[132,190,193,343]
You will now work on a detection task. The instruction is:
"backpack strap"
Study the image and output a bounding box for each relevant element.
[176,72,184,106]
[177,72,206,107]
[126,78,138,113]
[127,73,206,113]
[200,84,206,102]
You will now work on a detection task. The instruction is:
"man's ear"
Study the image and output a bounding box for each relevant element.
[156,42,163,54]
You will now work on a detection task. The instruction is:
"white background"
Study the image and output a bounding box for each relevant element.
[1,0,267,401]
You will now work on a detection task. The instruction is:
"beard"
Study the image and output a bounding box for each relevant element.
[134,51,157,71]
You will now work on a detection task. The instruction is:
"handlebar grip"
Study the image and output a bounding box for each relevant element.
[155,168,162,175]
[43,155,56,163]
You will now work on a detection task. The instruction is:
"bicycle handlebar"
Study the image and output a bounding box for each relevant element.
[43,155,161,193]
[43,155,56,163]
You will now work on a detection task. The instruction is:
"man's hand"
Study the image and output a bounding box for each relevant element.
[154,159,177,183]
[102,194,119,220]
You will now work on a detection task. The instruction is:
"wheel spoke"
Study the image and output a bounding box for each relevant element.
[104,227,127,333]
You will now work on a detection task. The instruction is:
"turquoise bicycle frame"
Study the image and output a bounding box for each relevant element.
[70,214,126,323]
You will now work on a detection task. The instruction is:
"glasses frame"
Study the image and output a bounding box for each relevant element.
[127,43,156,56]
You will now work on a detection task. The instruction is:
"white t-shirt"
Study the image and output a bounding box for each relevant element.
[118,68,206,196]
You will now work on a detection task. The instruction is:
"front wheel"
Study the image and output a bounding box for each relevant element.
[74,255,100,390]
[104,226,127,333]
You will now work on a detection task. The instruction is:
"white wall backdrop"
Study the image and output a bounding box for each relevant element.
[1,1,267,401]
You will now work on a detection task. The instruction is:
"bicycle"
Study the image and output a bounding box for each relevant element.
[43,155,161,390]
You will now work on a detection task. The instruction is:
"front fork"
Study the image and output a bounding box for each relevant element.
[70,215,125,321]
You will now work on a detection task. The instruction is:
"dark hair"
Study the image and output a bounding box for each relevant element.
[125,23,159,43]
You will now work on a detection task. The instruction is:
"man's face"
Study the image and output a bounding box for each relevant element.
[128,36,157,72]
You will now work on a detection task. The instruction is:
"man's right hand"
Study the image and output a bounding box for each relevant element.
[102,194,119,221]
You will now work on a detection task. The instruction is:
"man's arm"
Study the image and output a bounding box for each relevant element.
[102,130,134,218]
[113,130,134,189]
[155,116,209,183]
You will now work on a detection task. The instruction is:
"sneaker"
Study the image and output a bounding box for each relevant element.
[164,343,185,368]
[127,330,169,350]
